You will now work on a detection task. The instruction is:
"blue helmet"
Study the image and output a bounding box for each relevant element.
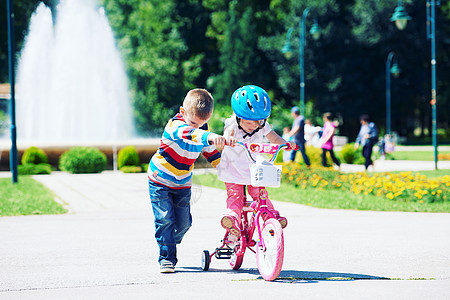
[231,85,271,121]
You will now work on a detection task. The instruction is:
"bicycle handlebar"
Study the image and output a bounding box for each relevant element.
[209,140,298,163]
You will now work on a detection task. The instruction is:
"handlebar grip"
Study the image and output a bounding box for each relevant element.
[208,140,230,146]
[286,143,299,151]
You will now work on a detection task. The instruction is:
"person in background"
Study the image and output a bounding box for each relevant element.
[355,114,378,170]
[318,112,341,168]
[285,106,311,167]
[282,127,293,162]
[304,119,322,147]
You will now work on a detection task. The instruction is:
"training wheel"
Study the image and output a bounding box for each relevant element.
[201,250,210,271]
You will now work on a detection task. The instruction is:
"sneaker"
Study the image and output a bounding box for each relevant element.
[267,209,288,229]
[220,215,241,237]
[277,217,288,229]
[160,260,175,273]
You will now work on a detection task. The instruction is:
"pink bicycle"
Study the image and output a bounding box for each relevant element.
[201,141,297,281]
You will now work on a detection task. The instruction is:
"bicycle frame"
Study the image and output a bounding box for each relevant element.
[210,142,290,259]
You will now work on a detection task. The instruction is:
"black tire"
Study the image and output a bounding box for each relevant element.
[202,250,210,271]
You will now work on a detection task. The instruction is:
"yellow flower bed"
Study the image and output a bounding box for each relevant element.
[280,163,449,203]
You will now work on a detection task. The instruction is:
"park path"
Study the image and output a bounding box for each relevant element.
[0,171,449,299]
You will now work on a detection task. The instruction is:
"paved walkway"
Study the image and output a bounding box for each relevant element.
[0,168,449,299]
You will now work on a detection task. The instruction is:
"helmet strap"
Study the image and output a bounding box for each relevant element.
[236,116,266,139]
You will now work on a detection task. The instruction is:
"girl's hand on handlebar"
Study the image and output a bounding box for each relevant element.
[286,141,299,151]
[208,134,227,149]
[226,135,237,147]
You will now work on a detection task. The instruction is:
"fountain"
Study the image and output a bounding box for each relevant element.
[0,0,159,171]
[17,0,134,142]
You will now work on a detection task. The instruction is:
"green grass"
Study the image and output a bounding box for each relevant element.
[390,151,450,161]
[0,177,67,216]
[193,173,450,213]
[390,169,450,178]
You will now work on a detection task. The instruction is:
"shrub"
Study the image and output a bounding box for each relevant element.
[141,163,149,173]
[59,147,107,174]
[340,143,366,165]
[21,146,48,165]
[207,103,233,135]
[120,165,143,173]
[18,163,52,175]
[340,143,357,164]
[294,145,334,167]
[117,146,140,169]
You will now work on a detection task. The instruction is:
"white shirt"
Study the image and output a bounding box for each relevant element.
[217,117,272,185]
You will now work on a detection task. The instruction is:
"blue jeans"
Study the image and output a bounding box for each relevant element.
[290,141,310,166]
[362,143,374,170]
[148,180,192,265]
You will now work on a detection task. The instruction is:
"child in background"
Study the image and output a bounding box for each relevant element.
[318,112,341,168]
[217,85,296,237]
[148,88,227,273]
[282,127,292,162]
[304,119,322,147]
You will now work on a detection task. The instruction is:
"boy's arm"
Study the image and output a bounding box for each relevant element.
[170,120,212,146]
[202,133,222,168]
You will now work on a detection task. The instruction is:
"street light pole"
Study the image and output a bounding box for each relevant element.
[386,52,400,135]
[427,0,438,170]
[298,8,310,117]
[391,0,438,170]
[282,8,321,117]
[6,0,18,183]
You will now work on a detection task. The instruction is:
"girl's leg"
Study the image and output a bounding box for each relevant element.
[224,183,245,220]
[329,149,341,166]
[247,185,273,210]
[321,149,328,167]
[247,186,287,228]
[222,183,245,236]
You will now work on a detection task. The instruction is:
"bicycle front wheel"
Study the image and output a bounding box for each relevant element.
[256,218,284,281]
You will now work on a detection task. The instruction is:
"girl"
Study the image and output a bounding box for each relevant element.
[217,85,296,237]
[318,112,341,168]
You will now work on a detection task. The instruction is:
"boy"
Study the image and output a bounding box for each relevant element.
[148,88,226,273]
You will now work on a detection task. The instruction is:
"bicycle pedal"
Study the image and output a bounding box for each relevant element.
[215,247,233,259]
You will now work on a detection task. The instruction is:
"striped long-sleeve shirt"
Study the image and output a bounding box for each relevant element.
[148,113,221,189]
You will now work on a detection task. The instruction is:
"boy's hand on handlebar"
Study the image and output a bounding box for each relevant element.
[286,141,299,151]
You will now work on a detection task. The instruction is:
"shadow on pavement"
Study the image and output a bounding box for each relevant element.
[176,267,388,282]
[276,270,389,282]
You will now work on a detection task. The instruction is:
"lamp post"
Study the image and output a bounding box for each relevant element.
[427,0,438,170]
[391,0,439,169]
[386,52,400,135]
[390,0,411,30]
[6,0,18,183]
[282,8,321,117]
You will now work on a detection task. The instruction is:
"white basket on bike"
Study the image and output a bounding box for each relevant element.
[250,155,282,187]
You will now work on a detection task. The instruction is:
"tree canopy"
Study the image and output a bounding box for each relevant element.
[1,0,448,141]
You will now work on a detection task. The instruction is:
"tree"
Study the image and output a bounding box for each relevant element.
[101,0,202,134]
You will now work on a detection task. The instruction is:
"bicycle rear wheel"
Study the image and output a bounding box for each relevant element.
[256,218,284,281]
[228,233,245,270]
